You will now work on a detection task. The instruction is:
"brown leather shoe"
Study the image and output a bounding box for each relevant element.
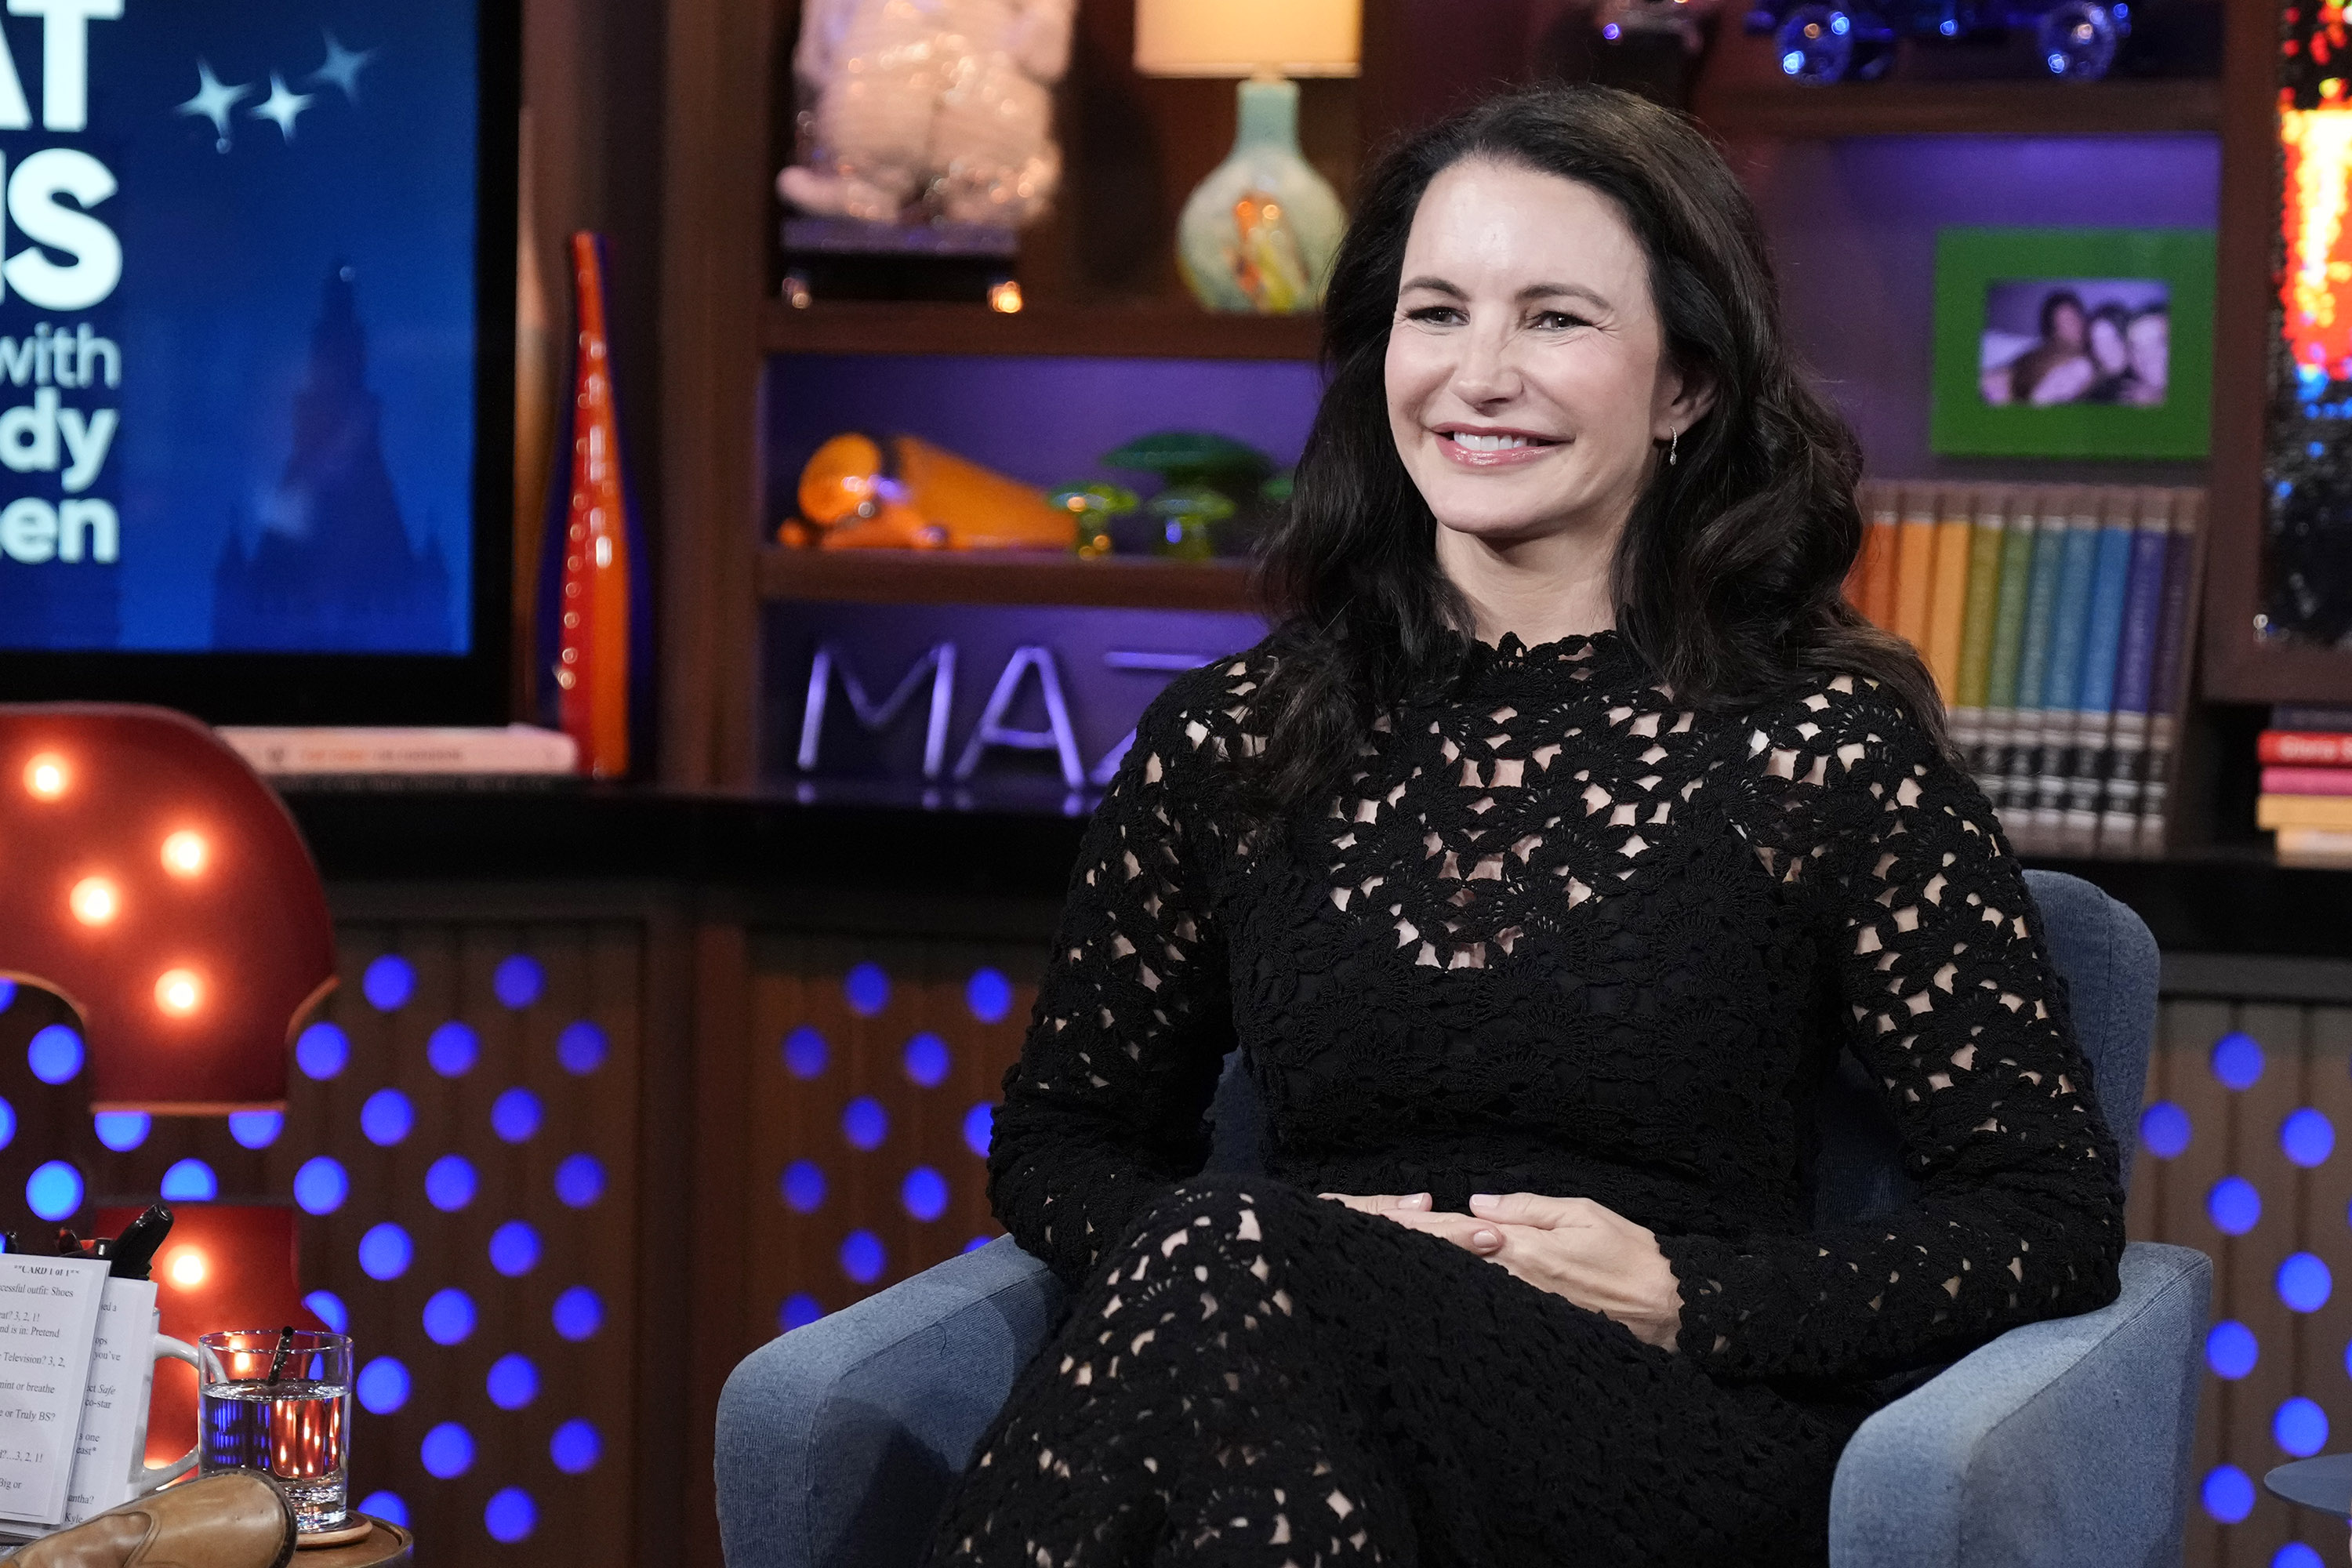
[13,1474,296,1568]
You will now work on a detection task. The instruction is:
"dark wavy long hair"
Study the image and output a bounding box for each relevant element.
[1243,83,1943,816]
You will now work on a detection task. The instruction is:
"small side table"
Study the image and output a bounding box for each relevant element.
[293,1516,412,1566]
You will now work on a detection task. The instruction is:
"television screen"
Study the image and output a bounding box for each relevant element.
[0,0,514,717]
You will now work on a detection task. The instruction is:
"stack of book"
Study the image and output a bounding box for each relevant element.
[1847,481,2204,859]
[2256,709,2352,864]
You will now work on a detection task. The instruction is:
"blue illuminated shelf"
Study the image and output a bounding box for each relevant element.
[1693,76,2222,139]
[757,546,1255,612]
[760,299,1320,361]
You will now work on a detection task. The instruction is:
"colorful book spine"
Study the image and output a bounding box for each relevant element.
[2263,767,2352,795]
[1978,488,2042,808]
[2001,496,2072,844]
[2257,731,2352,765]
[1860,485,1900,628]
[2059,488,2140,854]
[2136,492,2201,858]
[1949,485,2009,792]
[2093,489,2175,855]
[2275,826,2352,865]
[2257,794,2352,830]
[2274,706,2352,731]
[1924,489,1976,702]
[1892,485,1940,653]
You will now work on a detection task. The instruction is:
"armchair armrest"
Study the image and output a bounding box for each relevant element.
[1828,1241,2212,1568]
[715,1237,1066,1568]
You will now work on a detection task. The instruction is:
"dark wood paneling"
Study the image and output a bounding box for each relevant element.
[762,299,1320,361]
[759,547,1258,611]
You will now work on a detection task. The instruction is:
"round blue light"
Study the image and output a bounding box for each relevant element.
[779,1294,823,1332]
[358,1222,412,1281]
[485,1353,538,1410]
[2283,1107,2336,1168]
[0,979,14,1011]
[363,955,416,1012]
[159,1159,216,1202]
[2274,1544,2325,1568]
[844,962,889,1018]
[24,1162,80,1222]
[484,1488,535,1544]
[902,1033,950,1088]
[1830,12,1850,34]
[293,1156,349,1216]
[2276,1396,2330,1457]
[425,1154,478,1213]
[493,955,544,1010]
[358,1493,408,1528]
[901,1167,949,1222]
[488,1220,541,1277]
[27,1024,82,1083]
[967,967,1013,1024]
[227,1110,283,1149]
[296,1022,349,1081]
[2139,1101,2190,1160]
[551,1286,602,1341]
[557,1021,608,1075]
[2207,1176,2261,1236]
[782,1026,827,1080]
[549,1418,601,1474]
[964,1235,992,1254]
[2280,1251,2333,1312]
[840,1229,885,1284]
[419,1422,474,1479]
[303,1290,348,1335]
[421,1288,476,1346]
[491,1087,542,1144]
[0,1098,16,1150]
[2202,1464,2255,1523]
[780,1160,826,1214]
[2212,1031,2265,1091]
[360,1087,414,1147]
[843,1098,887,1151]
[427,1022,479,1078]
[554,1153,605,1209]
[355,1357,411,1415]
[93,1112,148,1152]
[2206,1319,2258,1380]
[963,1103,993,1160]
[1938,16,1957,33]
[1780,48,1804,73]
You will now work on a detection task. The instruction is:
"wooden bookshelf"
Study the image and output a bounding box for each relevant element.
[760,299,1322,361]
[757,546,1258,612]
[1694,75,2223,139]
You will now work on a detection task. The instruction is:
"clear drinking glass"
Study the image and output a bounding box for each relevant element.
[197,1329,352,1534]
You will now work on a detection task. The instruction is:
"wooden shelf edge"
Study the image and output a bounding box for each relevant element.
[1694,77,2222,139]
[760,299,1323,361]
[757,547,1261,612]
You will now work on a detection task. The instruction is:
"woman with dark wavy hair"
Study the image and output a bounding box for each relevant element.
[926,85,2122,1566]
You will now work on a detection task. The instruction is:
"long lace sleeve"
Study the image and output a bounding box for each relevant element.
[1660,673,2126,1383]
[985,669,1243,1292]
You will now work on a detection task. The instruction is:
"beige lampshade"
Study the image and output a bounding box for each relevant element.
[1134,0,1361,78]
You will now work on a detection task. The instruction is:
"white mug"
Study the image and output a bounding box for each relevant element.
[60,1287,198,1528]
[125,1327,199,1497]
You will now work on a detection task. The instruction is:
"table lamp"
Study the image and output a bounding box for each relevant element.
[1134,0,1359,314]
[0,706,335,1112]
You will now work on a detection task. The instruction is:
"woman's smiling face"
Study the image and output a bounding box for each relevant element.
[1384,158,1700,553]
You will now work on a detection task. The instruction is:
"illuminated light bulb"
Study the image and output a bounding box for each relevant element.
[67,877,118,927]
[161,831,207,877]
[166,1247,206,1288]
[154,969,202,1017]
[987,280,1023,314]
[24,754,66,800]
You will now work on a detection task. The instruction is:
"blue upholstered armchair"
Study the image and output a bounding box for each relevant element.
[716,869,2212,1568]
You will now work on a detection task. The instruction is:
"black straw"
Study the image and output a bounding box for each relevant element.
[266,1325,295,1385]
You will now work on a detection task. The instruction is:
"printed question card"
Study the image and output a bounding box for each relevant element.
[61,1278,160,1527]
[0,1257,109,1526]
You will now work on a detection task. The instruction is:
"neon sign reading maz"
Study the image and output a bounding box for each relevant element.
[797,644,1214,790]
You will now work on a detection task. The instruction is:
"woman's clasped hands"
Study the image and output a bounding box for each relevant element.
[1318,1190,1685,1351]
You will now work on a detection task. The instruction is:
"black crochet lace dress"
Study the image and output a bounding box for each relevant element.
[924,631,2125,1568]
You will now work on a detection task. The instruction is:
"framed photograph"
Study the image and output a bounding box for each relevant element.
[1931,227,2215,459]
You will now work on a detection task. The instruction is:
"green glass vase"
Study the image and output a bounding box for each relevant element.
[1176,78,1345,315]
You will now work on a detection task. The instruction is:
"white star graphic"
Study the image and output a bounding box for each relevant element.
[174,60,252,151]
[248,73,314,143]
[305,31,376,103]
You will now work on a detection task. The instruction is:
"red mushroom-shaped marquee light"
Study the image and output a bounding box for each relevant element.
[0,706,335,1111]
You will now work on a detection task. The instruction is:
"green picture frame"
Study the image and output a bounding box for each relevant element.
[1930,227,2216,459]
